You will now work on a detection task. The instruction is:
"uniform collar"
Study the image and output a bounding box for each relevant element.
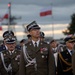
[32,40,40,47]
[9,50,15,55]
[67,48,73,55]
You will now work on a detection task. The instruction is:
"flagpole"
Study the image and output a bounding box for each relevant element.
[51,3,54,39]
[39,4,54,39]
[8,2,11,31]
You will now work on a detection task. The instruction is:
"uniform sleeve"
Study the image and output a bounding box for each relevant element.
[19,49,26,75]
[57,53,63,75]
[48,46,56,75]
[0,53,8,75]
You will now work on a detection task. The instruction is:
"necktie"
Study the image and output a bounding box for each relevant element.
[10,51,12,55]
[35,42,37,47]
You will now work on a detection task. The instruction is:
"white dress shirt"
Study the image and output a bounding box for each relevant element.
[32,40,40,47]
[67,48,73,55]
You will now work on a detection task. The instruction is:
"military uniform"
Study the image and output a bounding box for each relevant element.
[57,49,73,75]
[71,35,75,75]
[15,45,21,50]
[72,50,75,75]
[0,49,20,75]
[57,36,75,75]
[19,21,55,75]
[0,34,21,75]
[19,41,55,75]
[0,44,7,52]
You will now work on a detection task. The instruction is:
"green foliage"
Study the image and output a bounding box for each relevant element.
[63,13,75,35]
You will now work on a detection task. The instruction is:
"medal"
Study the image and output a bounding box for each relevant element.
[42,55,44,58]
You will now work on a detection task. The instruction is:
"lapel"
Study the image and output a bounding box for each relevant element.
[28,41,35,51]
[27,41,44,53]
[64,49,72,63]
[5,50,11,58]
[27,41,42,52]
[11,50,18,59]
[66,49,72,56]
[5,50,18,59]
[35,41,43,53]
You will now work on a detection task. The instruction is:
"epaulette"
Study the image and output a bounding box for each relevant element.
[15,49,21,52]
[25,41,30,45]
[58,52,72,72]
[0,50,7,53]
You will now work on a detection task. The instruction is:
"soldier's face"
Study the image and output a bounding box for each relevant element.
[51,42,57,48]
[29,29,40,38]
[6,42,16,51]
[66,42,74,49]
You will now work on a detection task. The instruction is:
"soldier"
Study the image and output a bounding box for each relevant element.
[72,51,75,75]
[40,31,45,41]
[19,21,56,75]
[50,40,58,53]
[57,36,75,75]
[0,36,21,75]
[71,35,75,75]
[50,39,59,70]
[27,34,32,42]
[19,39,26,49]
[0,31,14,52]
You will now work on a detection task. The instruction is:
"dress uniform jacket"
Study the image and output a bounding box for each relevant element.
[72,51,75,75]
[19,40,56,75]
[57,49,73,75]
[0,49,21,75]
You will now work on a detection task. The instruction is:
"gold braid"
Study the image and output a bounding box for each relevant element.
[59,53,72,72]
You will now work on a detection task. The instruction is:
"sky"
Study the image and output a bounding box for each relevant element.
[0,0,75,24]
[0,0,75,40]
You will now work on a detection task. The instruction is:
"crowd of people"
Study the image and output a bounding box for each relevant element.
[0,20,75,75]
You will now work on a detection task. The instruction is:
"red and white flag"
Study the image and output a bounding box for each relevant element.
[3,14,8,19]
[0,26,2,30]
[0,13,8,22]
[0,21,2,31]
[0,17,3,30]
[0,11,9,31]
[40,7,52,17]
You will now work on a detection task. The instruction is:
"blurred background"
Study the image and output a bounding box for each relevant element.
[0,0,75,43]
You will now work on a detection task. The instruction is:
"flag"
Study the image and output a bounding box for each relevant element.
[0,22,2,31]
[40,7,52,17]
[0,21,3,30]
[0,26,2,30]
[0,11,8,30]
[0,17,3,30]
[0,13,8,21]
[3,14,8,19]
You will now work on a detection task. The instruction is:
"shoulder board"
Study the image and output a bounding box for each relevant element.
[1,50,7,53]
[25,41,30,45]
[25,41,32,46]
[15,50,21,52]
